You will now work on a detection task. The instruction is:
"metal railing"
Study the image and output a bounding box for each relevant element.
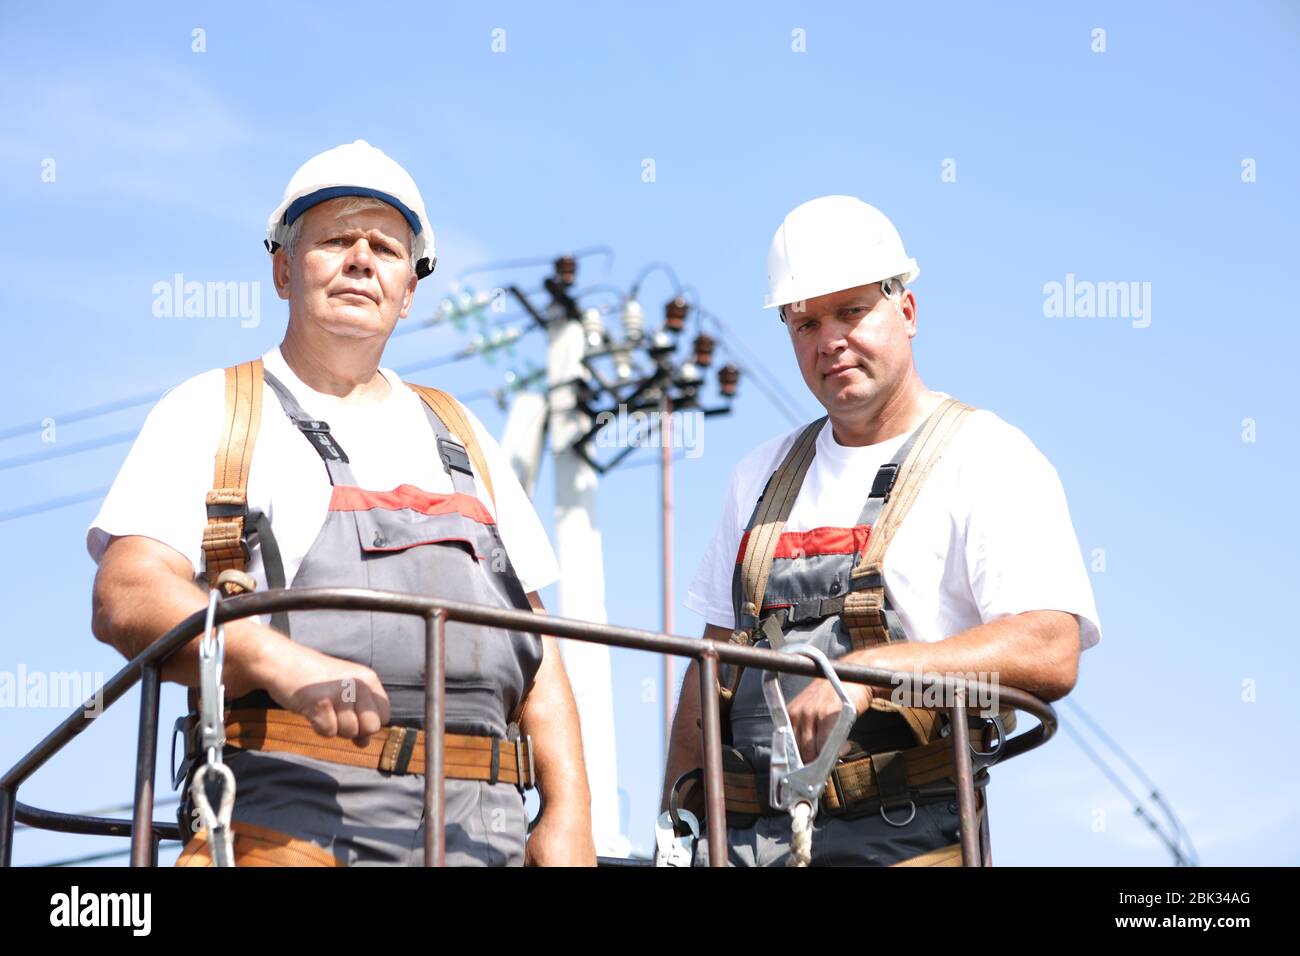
[0,587,1056,867]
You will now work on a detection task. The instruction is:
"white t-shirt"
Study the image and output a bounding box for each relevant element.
[87,347,560,597]
[685,396,1102,651]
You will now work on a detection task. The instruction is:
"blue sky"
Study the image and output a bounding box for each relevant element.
[1,1,1297,865]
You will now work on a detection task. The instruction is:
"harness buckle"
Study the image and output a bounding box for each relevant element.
[847,571,884,593]
[822,763,850,818]
[869,462,900,500]
[379,725,418,774]
[171,712,198,791]
[879,800,917,827]
[505,723,533,792]
[437,437,474,477]
[870,749,917,827]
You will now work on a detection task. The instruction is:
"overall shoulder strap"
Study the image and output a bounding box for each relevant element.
[734,418,825,638]
[843,397,975,646]
[717,419,825,718]
[202,359,264,589]
[843,397,976,745]
[407,383,496,508]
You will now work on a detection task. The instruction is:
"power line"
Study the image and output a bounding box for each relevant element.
[1062,697,1199,865]
[728,363,804,429]
[456,246,614,284]
[708,314,814,420]
[0,296,540,440]
[1057,702,1198,866]
[0,485,111,523]
[394,324,536,376]
[0,429,140,473]
[29,844,180,868]
[0,335,532,487]
[0,390,163,442]
[390,286,546,339]
[697,310,815,427]
[0,379,521,524]
[630,261,683,298]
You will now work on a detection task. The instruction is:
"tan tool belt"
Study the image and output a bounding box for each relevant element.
[222,708,535,789]
[720,735,987,823]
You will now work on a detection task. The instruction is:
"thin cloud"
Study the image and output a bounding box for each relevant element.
[0,59,261,225]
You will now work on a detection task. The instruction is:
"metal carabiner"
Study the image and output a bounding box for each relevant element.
[654,808,700,867]
[762,643,856,819]
[190,588,236,866]
[970,713,1009,760]
[191,762,237,867]
[942,711,1008,770]
[668,768,704,834]
[196,589,227,766]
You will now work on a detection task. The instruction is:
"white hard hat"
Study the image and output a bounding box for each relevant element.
[265,140,437,279]
[764,196,919,310]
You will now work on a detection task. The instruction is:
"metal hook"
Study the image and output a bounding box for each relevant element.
[197,589,227,766]
[190,762,237,867]
[762,643,856,818]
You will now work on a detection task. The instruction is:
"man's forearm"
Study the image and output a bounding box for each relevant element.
[660,659,703,811]
[92,554,285,698]
[842,610,1081,703]
[519,635,591,817]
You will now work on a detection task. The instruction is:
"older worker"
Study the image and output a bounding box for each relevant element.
[90,141,594,866]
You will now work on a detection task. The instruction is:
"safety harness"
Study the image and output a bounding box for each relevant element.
[178,358,529,849]
[200,359,497,596]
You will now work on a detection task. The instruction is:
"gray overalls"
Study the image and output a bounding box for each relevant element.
[185,371,543,866]
[695,418,984,866]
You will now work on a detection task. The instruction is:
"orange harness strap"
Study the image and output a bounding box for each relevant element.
[407,383,496,508]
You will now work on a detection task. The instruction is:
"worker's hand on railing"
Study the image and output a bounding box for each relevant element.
[786,679,873,764]
[256,641,391,744]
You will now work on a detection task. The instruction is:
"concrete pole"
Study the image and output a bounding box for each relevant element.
[545,317,629,857]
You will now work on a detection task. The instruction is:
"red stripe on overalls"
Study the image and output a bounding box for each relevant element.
[328,484,496,526]
[735,525,872,563]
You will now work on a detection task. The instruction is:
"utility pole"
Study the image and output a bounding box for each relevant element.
[660,390,674,764]
[491,254,739,857]
[543,283,628,857]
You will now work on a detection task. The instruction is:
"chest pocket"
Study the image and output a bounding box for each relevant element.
[348,485,494,560]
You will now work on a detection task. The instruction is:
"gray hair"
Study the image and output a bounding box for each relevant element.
[283,195,416,271]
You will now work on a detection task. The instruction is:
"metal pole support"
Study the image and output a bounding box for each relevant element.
[948,687,982,867]
[697,649,726,867]
[0,787,14,867]
[424,610,447,867]
[130,663,161,867]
